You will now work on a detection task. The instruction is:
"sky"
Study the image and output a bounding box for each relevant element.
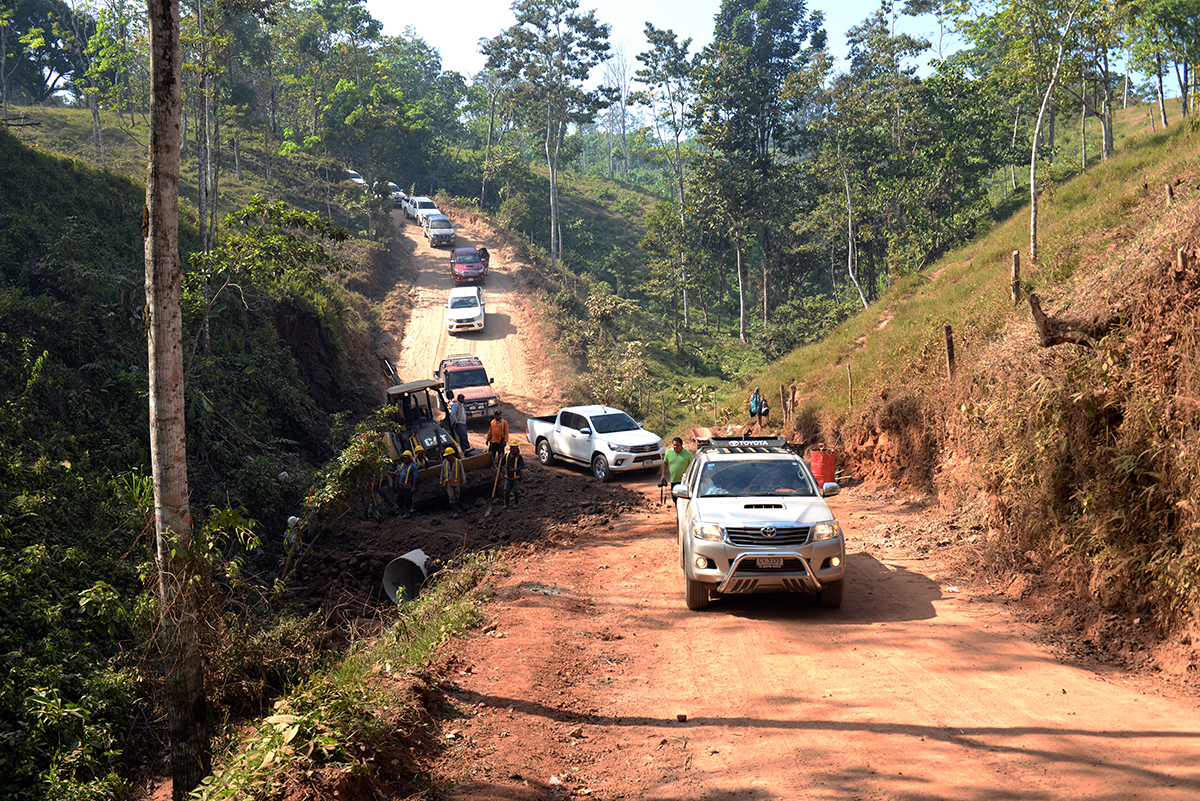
[361,0,961,82]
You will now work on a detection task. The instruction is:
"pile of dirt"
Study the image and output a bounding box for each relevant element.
[290,460,651,617]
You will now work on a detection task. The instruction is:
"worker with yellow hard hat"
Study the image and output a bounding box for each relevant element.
[395,450,418,518]
[440,444,466,518]
[500,439,526,510]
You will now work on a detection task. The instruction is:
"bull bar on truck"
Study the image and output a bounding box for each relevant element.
[717,551,823,595]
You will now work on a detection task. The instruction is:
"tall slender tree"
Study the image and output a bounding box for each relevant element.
[482,0,613,270]
[145,0,209,794]
[690,0,826,333]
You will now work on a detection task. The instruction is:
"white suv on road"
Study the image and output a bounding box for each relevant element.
[445,286,485,333]
[671,436,845,610]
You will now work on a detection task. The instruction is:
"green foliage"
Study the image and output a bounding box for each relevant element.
[191,551,496,801]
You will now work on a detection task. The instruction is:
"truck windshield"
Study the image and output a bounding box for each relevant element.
[430,219,452,229]
[696,460,816,497]
[417,200,436,210]
[449,295,480,309]
[447,368,489,388]
[455,253,481,264]
[590,412,639,434]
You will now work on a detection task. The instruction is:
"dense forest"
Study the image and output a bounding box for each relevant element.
[2,0,1199,798]
[5,0,1196,362]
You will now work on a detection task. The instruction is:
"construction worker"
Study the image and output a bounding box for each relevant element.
[440,446,466,518]
[448,393,469,452]
[364,465,398,519]
[486,410,509,465]
[500,439,526,509]
[395,451,418,518]
[413,445,429,469]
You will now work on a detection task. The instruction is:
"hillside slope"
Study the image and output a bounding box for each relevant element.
[750,118,1200,676]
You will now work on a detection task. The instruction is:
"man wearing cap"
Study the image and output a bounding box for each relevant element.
[448,393,470,452]
[395,450,418,518]
[440,446,466,518]
[486,410,509,465]
[500,439,526,509]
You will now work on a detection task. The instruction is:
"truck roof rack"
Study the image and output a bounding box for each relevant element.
[698,435,791,452]
[441,353,481,365]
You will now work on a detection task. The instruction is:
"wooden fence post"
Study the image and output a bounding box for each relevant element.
[847,365,853,411]
[1011,250,1021,306]
[944,324,955,380]
[1166,183,1174,206]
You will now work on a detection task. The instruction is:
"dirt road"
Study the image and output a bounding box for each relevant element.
[384,208,560,420]
[426,485,1200,800]
[362,214,1200,800]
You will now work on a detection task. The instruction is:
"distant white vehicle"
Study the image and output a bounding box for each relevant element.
[344,169,366,185]
[445,286,485,334]
[402,195,439,225]
[388,183,405,207]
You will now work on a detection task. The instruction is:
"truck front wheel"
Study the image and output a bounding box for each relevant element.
[684,575,710,610]
[818,578,844,608]
[591,454,612,482]
[536,439,554,465]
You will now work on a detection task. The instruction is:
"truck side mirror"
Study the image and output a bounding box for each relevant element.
[579,427,591,436]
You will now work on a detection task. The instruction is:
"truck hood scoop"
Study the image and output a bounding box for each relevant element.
[743,502,784,509]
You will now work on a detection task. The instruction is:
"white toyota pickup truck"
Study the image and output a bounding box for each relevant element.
[401,195,439,226]
[526,405,665,482]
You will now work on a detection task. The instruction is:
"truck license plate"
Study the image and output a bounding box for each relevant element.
[756,557,783,569]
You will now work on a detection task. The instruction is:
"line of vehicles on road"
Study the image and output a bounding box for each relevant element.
[379,173,845,613]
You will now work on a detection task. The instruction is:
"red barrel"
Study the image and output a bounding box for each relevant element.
[810,447,836,486]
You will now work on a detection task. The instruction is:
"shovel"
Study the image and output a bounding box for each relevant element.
[483,460,502,517]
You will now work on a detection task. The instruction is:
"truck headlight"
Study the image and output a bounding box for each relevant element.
[692,522,724,542]
[487,398,498,407]
[812,521,842,541]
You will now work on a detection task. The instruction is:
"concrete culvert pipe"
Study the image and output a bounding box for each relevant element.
[383,549,429,603]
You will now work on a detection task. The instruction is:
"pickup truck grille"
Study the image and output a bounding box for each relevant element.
[726,525,810,546]
[626,443,660,454]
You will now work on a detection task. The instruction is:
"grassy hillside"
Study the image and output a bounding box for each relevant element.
[697,109,1200,657]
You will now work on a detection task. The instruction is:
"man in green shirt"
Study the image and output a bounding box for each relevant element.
[660,437,694,488]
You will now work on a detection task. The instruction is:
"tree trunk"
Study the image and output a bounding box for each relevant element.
[1100,48,1114,159]
[544,104,560,269]
[481,85,499,206]
[1030,3,1081,263]
[839,148,868,309]
[91,98,106,170]
[736,241,745,344]
[1080,90,1086,171]
[146,0,210,795]
[1010,110,1020,193]
[1156,52,1169,127]
[1175,60,1189,118]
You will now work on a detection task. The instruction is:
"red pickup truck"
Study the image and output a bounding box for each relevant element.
[434,354,499,419]
[450,247,489,285]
